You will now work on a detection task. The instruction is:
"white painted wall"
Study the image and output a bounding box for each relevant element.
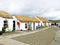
[35,22,39,30]
[20,22,28,30]
[0,17,3,31]
[42,23,45,26]
[31,22,33,30]
[15,20,20,30]
[39,21,45,26]
[46,23,49,26]
[12,16,19,30]
[0,17,14,31]
[31,22,39,30]
[12,16,28,31]
[7,19,13,31]
[3,18,13,31]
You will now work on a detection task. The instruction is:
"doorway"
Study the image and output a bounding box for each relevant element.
[13,21,15,31]
[28,22,32,30]
[33,22,35,30]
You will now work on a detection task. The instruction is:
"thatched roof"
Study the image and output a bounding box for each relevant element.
[15,15,39,22]
[0,11,12,18]
[36,16,50,22]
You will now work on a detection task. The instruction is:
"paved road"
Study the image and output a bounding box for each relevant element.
[12,26,59,45]
[0,27,50,45]
[49,27,60,45]
[0,26,60,45]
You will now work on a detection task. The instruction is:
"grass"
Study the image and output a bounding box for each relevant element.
[12,26,58,45]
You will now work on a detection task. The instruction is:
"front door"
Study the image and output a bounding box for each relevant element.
[13,21,15,31]
[28,22,32,30]
[33,22,35,30]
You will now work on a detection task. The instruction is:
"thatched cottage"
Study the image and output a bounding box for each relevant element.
[12,15,40,30]
[0,11,13,31]
[35,16,51,27]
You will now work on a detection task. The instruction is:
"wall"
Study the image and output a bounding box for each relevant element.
[0,17,3,31]
[12,16,19,30]
[46,23,49,26]
[3,18,13,31]
[31,22,33,30]
[42,23,45,26]
[39,21,43,26]
[20,22,28,30]
[31,22,39,30]
[35,22,39,30]
[7,19,13,31]
[0,17,13,31]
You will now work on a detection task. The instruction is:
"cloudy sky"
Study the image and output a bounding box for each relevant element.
[0,0,60,20]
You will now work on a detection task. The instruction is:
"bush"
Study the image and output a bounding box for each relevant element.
[5,28,12,32]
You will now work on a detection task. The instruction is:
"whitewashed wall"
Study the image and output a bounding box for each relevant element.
[39,21,44,26]
[12,16,19,30]
[0,17,3,31]
[42,23,45,26]
[3,18,13,31]
[39,23,42,26]
[35,22,39,30]
[0,17,13,31]
[20,22,28,30]
[12,16,29,31]
[7,19,13,31]
[31,22,39,30]
[46,23,49,26]
[31,22,33,30]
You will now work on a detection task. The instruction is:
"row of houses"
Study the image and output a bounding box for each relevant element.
[0,11,51,31]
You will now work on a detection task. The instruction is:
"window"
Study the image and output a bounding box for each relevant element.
[4,20,8,28]
[25,23,27,28]
[4,20,8,26]
[4,21,8,24]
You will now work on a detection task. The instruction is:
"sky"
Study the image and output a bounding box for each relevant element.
[0,0,60,20]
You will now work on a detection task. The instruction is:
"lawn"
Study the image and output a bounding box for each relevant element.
[12,26,58,45]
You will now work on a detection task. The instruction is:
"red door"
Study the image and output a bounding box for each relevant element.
[17,22,20,29]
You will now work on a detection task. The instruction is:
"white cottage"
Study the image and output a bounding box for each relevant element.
[0,11,13,31]
[12,15,39,31]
